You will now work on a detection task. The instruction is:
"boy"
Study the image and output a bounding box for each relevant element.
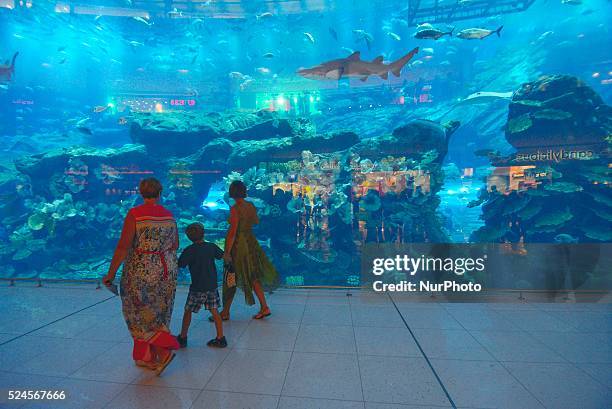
[177,222,227,348]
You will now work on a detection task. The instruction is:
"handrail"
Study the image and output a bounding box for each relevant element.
[0,277,609,295]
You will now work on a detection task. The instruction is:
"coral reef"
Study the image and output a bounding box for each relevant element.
[14,144,157,200]
[3,107,458,285]
[472,75,611,245]
[505,75,612,148]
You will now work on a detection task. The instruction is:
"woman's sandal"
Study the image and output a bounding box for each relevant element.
[253,309,272,320]
[135,360,158,370]
[155,352,176,376]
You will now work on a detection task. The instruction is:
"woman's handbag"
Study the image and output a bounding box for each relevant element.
[224,263,236,288]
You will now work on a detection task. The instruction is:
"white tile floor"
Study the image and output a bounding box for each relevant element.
[0,284,610,409]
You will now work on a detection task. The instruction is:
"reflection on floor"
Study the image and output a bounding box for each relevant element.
[0,284,610,409]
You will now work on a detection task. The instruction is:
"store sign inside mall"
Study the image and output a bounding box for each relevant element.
[170,99,196,107]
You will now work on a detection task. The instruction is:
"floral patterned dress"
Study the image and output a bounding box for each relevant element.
[118,203,179,362]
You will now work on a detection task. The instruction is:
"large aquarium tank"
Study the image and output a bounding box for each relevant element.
[0,0,610,288]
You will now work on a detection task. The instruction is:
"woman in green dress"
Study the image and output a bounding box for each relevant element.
[218,180,279,320]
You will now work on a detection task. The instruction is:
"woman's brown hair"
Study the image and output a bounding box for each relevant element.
[228,180,247,199]
[139,178,163,199]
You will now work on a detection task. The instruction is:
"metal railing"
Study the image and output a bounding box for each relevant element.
[1,276,609,303]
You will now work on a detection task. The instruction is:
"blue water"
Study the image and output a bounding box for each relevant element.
[0,0,610,285]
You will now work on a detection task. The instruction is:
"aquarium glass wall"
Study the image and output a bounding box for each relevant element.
[0,0,610,287]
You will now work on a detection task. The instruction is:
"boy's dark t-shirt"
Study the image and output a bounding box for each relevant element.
[178,241,224,292]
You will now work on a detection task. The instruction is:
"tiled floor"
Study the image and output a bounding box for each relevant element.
[0,284,610,409]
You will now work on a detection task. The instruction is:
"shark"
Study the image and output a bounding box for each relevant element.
[297,47,419,82]
[0,52,19,81]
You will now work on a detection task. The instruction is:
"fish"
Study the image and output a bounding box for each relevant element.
[256,12,273,20]
[554,234,578,243]
[538,31,554,41]
[329,27,338,41]
[0,52,18,81]
[229,71,245,80]
[414,24,454,40]
[352,29,373,50]
[457,91,513,105]
[262,52,275,58]
[118,117,128,125]
[93,105,109,113]
[75,117,90,127]
[386,32,401,41]
[201,183,230,211]
[257,238,271,248]
[76,126,93,135]
[133,16,153,26]
[297,47,419,81]
[561,0,582,4]
[457,26,503,40]
[240,79,254,91]
[256,67,270,75]
[167,8,183,18]
[391,18,408,28]
[421,47,434,55]
[303,32,315,44]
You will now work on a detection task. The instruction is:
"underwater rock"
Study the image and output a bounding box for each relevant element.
[352,119,459,162]
[193,130,359,171]
[14,144,157,199]
[506,75,611,148]
[473,75,611,244]
[131,110,312,157]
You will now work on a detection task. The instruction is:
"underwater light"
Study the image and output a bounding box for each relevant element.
[309,95,314,103]
[276,96,285,105]
[293,96,298,103]
[0,0,15,9]
[203,201,218,208]
[107,102,115,109]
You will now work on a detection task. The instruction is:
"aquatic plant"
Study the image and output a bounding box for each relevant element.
[359,190,382,212]
[506,114,533,134]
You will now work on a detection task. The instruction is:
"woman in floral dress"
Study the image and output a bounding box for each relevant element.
[103,178,179,375]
